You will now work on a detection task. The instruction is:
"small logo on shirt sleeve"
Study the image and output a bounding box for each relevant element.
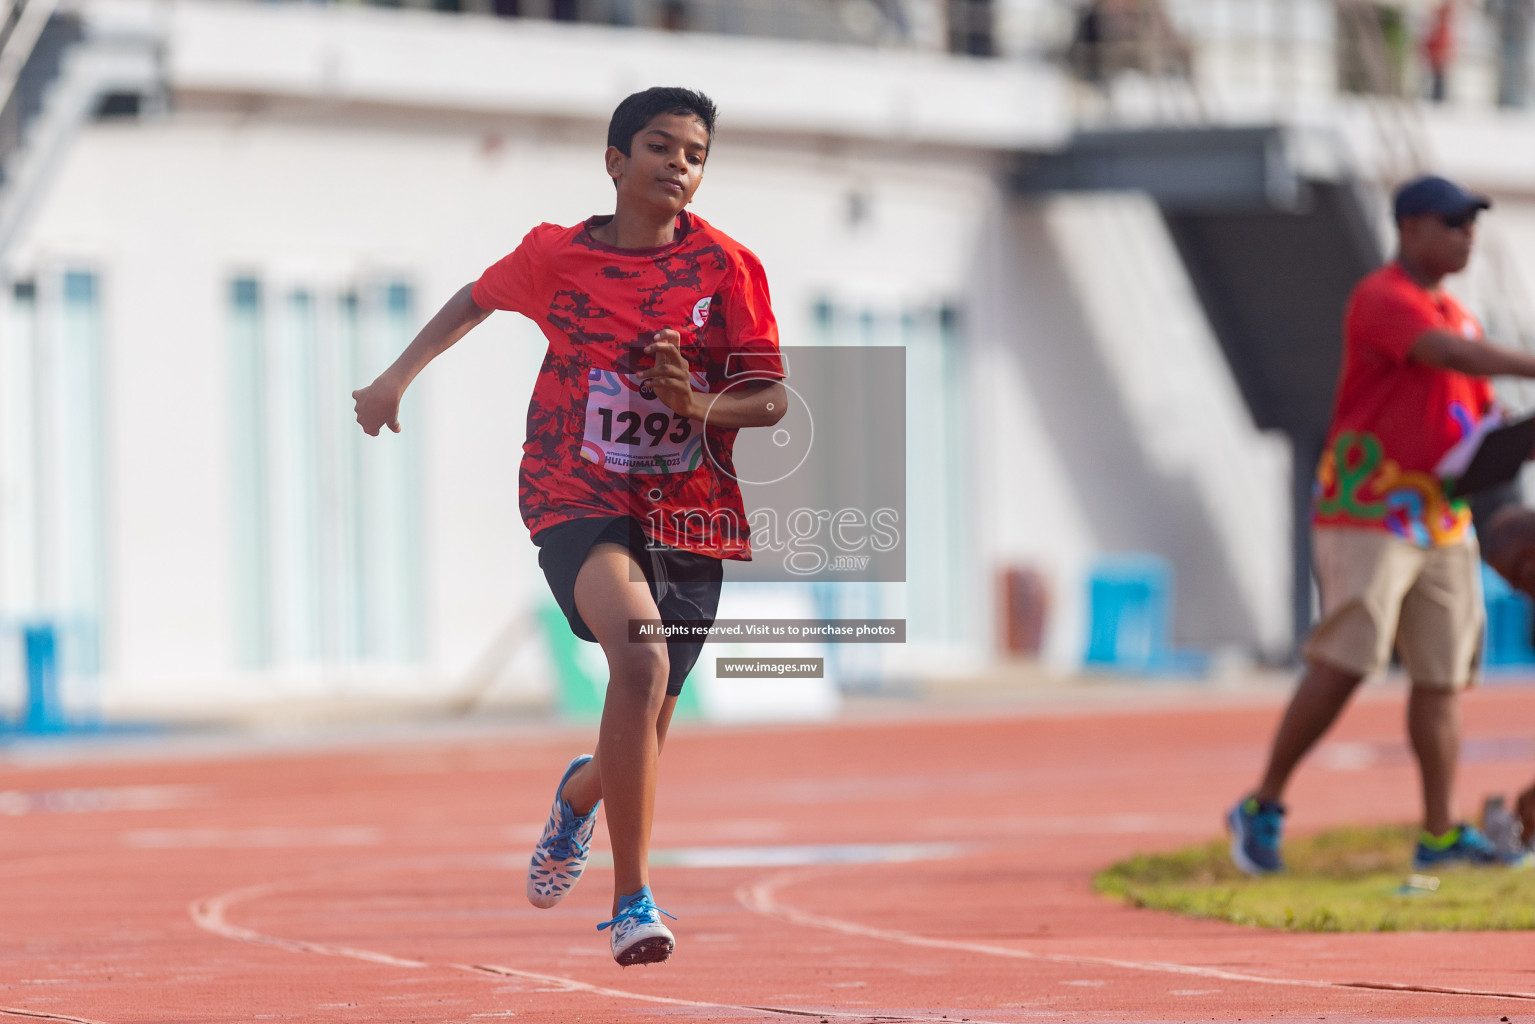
[692,296,713,327]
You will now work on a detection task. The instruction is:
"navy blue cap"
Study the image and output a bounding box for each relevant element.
[1393,175,1491,221]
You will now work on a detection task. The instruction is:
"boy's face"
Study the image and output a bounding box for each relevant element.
[606,112,709,214]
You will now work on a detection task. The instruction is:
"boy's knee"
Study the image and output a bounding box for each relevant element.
[606,641,670,695]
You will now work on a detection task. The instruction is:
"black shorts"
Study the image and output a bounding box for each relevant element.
[533,516,724,696]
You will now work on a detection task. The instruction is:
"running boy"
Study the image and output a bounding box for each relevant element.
[352,87,786,966]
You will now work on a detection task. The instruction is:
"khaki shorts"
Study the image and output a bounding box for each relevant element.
[1304,527,1484,690]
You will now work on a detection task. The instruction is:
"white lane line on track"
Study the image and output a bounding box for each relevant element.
[1339,981,1535,1000]
[125,826,382,849]
[191,881,431,968]
[736,867,1535,1004]
[598,842,966,870]
[0,785,205,817]
[187,862,1020,1024]
[1,1007,113,1024]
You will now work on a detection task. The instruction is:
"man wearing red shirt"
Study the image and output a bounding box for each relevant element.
[353,87,786,965]
[1425,1,1455,103]
[1229,175,1535,874]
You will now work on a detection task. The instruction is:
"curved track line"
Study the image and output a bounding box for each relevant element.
[189,863,1018,1024]
[737,867,1535,1004]
[192,881,430,968]
[461,962,1010,1022]
[1,1008,112,1024]
[1340,981,1535,1000]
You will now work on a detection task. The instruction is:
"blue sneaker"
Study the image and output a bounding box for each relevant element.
[597,885,676,966]
[526,754,599,908]
[1412,823,1535,871]
[1227,796,1285,875]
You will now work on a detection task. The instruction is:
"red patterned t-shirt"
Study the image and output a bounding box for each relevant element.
[471,212,784,559]
[1313,262,1494,547]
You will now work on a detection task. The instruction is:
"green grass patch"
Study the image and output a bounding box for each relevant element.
[1095,824,1535,931]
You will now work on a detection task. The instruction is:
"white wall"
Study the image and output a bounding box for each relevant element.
[967,192,1291,669]
[16,0,1535,717]
[1043,192,1291,656]
[5,103,1003,713]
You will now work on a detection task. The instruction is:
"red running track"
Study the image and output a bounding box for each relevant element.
[4,683,1535,1023]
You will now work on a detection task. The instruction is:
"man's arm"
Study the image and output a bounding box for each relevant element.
[640,330,787,429]
[1409,329,1535,377]
[1480,502,1535,595]
[352,283,491,435]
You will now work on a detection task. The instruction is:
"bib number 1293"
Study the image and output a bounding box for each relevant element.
[581,367,707,475]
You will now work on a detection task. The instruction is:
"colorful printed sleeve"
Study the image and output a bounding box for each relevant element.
[1347,280,1442,366]
[718,247,785,380]
[471,225,549,316]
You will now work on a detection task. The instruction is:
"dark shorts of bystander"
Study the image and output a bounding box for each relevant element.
[534,515,724,696]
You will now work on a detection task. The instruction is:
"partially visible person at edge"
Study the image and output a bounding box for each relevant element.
[1227,174,1535,876]
[1472,484,1535,850]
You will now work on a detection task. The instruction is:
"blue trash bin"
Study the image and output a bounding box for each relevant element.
[1085,555,1173,671]
[22,622,63,733]
[1482,564,1535,668]
[1084,554,1209,676]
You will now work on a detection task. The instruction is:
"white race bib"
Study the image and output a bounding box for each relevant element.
[580,368,708,475]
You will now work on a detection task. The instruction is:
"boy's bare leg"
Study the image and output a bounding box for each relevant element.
[561,697,678,814]
[1255,661,1365,803]
[1407,685,1459,837]
[564,542,670,915]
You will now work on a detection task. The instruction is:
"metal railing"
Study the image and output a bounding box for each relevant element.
[0,0,74,187]
[346,0,988,53]
[190,0,1530,117]
[1064,0,1528,117]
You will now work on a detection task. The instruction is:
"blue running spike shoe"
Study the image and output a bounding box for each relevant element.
[526,754,599,909]
[597,886,676,967]
[1227,796,1285,876]
[1412,823,1535,871]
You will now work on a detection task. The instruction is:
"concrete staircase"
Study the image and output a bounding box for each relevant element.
[0,0,161,253]
[1016,124,1385,647]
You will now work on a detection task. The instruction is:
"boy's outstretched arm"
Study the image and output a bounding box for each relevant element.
[641,330,786,429]
[353,283,491,435]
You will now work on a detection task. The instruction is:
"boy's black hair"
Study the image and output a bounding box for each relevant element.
[607,87,718,156]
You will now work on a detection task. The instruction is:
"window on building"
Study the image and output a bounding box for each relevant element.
[228,276,424,672]
[0,270,107,711]
[808,297,969,677]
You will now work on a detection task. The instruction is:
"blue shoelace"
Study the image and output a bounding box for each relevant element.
[543,801,594,861]
[597,895,677,932]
